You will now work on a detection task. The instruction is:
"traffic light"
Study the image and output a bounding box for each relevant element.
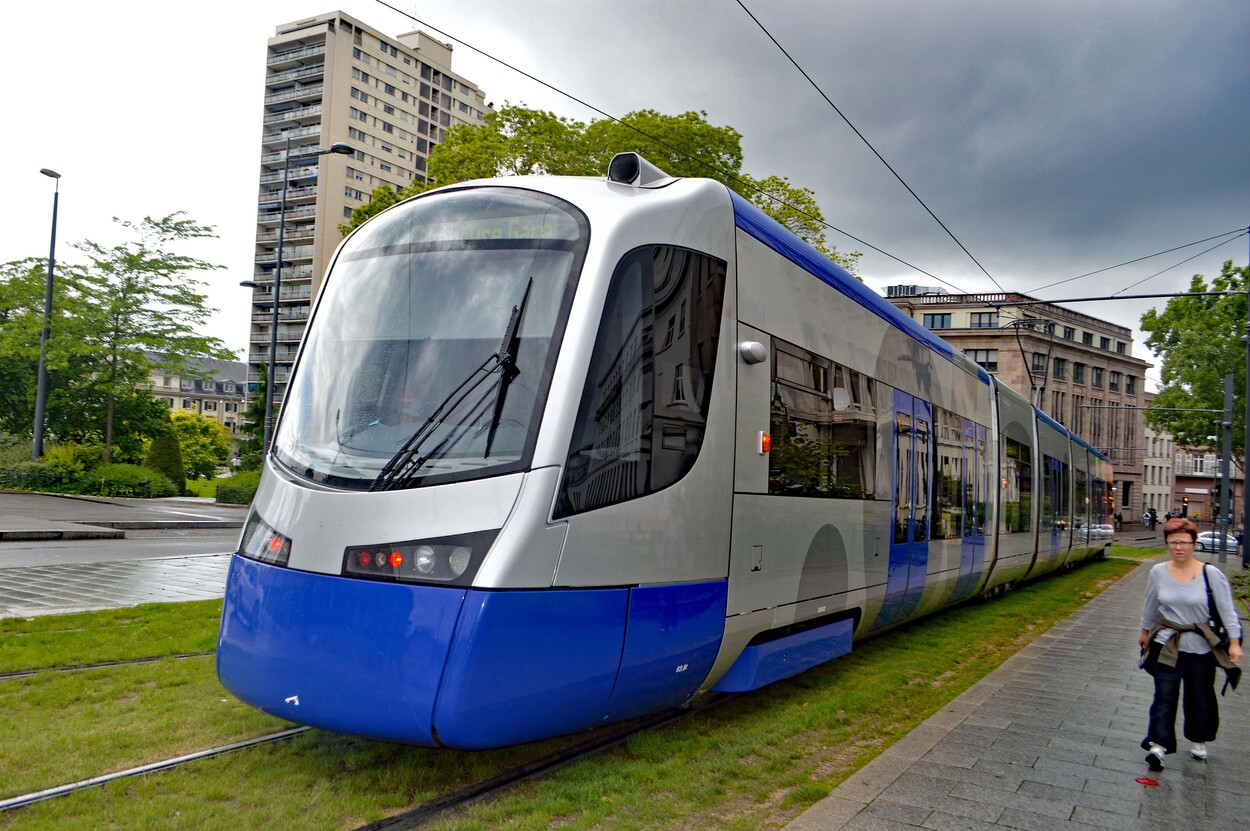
[1182,496,1189,517]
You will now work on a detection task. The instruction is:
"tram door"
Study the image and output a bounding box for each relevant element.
[875,391,932,628]
[951,419,988,601]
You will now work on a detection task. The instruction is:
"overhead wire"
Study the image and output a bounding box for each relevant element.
[733,0,1004,295]
[1026,228,1249,294]
[370,0,960,287]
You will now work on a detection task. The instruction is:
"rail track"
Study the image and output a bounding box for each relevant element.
[0,651,214,681]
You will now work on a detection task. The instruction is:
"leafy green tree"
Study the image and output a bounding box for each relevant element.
[169,410,231,480]
[0,214,236,462]
[1140,260,1249,465]
[340,105,860,275]
[235,363,269,470]
[71,213,236,460]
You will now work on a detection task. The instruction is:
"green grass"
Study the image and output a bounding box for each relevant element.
[0,558,1139,830]
[0,600,223,673]
[182,478,217,498]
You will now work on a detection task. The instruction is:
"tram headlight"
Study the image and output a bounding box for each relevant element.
[238,511,291,567]
[342,529,498,586]
[414,545,437,574]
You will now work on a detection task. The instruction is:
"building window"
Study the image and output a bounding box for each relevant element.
[1100,336,1111,350]
[922,313,951,329]
[969,312,998,329]
[1126,376,1136,395]
[1091,367,1103,388]
[1073,363,1086,383]
[966,349,998,372]
[1082,332,1093,346]
[1116,341,1127,354]
[1031,352,1047,373]
[204,401,218,412]
[1109,371,1121,391]
[1052,358,1066,379]
[1063,327,1075,341]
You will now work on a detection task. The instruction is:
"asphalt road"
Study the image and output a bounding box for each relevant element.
[0,526,241,569]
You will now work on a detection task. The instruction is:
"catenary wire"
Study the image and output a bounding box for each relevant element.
[1026,228,1249,294]
[733,0,1005,294]
[370,0,965,288]
[1111,232,1248,296]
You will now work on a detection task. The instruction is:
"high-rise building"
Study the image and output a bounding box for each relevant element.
[885,288,1151,521]
[249,11,492,406]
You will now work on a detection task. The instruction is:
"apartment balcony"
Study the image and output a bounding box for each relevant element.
[266,64,325,87]
[263,104,322,127]
[257,205,316,225]
[261,125,321,147]
[259,185,318,206]
[255,245,315,265]
[267,43,326,68]
[259,165,320,185]
[255,225,315,245]
[248,266,313,284]
[264,84,325,108]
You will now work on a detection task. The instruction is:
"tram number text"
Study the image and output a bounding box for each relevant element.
[675,663,689,673]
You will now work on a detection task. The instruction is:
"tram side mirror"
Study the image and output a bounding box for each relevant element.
[738,341,767,364]
[832,387,851,411]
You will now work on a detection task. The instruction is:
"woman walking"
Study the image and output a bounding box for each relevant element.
[1139,517,1242,770]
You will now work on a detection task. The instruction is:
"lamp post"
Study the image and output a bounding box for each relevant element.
[253,135,353,454]
[32,169,61,460]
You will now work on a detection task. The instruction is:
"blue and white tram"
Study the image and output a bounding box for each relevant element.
[217,154,1113,749]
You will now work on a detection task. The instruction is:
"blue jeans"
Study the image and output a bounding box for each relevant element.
[1142,651,1219,754]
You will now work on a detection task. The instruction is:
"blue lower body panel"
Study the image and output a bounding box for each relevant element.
[218,555,729,749]
[216,555,465,746]
[712,618,853,692]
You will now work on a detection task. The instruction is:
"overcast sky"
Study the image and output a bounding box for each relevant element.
[3,1,1247,388]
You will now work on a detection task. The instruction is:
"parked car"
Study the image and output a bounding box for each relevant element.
[1195,531,1239,552]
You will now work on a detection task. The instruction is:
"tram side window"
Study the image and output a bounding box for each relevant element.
[555,246,727,517]
[1000,435,1033,533]
[932,408,963,540]
[768,338,876,499]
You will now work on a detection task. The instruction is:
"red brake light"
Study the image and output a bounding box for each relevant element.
[389,551,404,568]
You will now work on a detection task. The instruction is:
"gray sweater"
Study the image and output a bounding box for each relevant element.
[1141,562,1243,654]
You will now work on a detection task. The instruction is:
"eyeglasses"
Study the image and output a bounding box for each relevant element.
[1166,539,1195,547]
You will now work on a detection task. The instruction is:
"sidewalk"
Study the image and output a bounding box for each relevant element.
[0,554,232,618]
[785,557,1249,830]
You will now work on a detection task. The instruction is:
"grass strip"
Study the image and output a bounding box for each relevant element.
[0,600,223,673]
[1,557,1136,830]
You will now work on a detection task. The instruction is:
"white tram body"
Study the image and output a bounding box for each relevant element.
[217,155,1113,748]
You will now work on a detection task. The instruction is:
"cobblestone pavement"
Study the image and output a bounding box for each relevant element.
[786,557,1248,830]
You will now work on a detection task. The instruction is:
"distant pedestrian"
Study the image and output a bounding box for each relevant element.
[1115,512,1123,532]
[1143,508,1152,531]
[1139,518,1243,771]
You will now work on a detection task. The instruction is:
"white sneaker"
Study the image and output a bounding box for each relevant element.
[1145,743,1166,771]
[1190,743,1208,760]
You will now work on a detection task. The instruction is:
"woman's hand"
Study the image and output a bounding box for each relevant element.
[1139,629,1150,649]
[1229,640,1243,663]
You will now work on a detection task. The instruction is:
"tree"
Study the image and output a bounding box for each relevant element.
[144,430,186,495]
[0,214,236,462]
[1139,260,1249,465]
[235,362,269,470]
[340,105,861,274]
[71,213,236,461]
[169,411,232,480]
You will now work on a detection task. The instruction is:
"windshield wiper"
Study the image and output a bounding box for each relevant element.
[369,281,532,492]
[483,278,532,458]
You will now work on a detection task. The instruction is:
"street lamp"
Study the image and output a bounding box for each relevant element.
[32,169,60,460]
[253,136,353,454]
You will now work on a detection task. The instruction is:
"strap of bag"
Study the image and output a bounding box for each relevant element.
[1202,564,1228,637]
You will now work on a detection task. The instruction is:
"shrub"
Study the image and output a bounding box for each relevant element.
[144,434,187,495]
[79,463,179,498]
[42,444,91,477]
[216,469,261,505]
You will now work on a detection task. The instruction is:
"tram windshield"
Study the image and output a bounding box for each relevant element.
[273,187,587,490]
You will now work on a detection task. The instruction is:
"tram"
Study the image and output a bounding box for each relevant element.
[217,153,1113,749]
